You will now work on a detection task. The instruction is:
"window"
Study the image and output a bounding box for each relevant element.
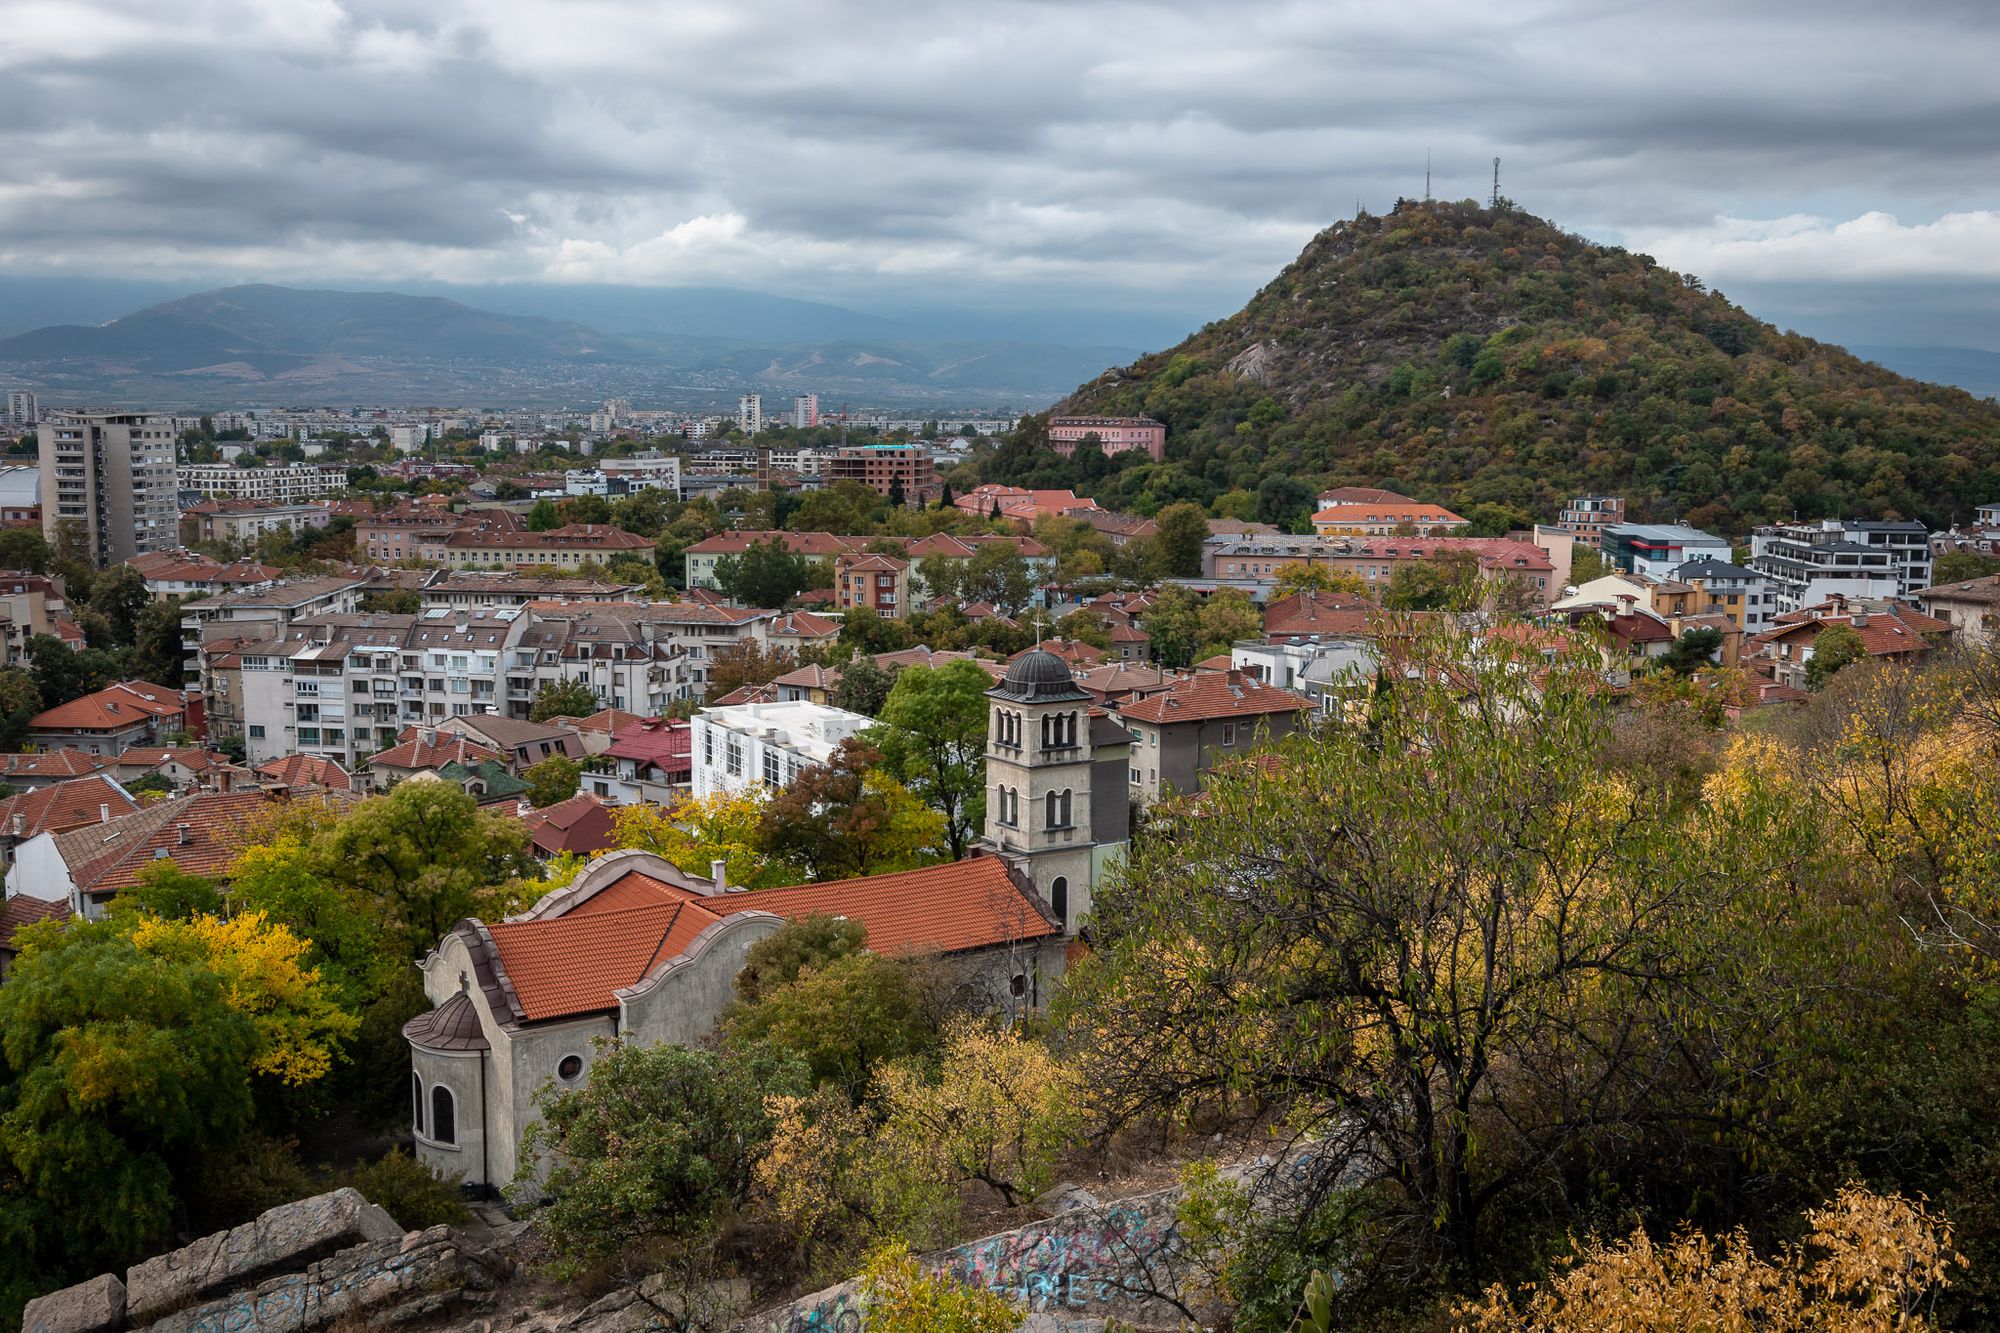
[726,738,743,776]
[704,730,714,765]
[763,749,781,786]
[1010,972,1028,998]
[1221,722,1236,746]
[430,1084,456,1145]
[557,1054,585,1083]
[1044,788,1072,830]
[411,1073,425,1135]
[249,725,265,739]
[1050,875,1068,928]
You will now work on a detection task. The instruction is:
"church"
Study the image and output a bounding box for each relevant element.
[404,648,1130,1193]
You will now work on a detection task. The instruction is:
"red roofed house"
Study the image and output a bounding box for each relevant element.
[0,774,139,870]
[0,749,110,792]
[1747,597,1953,690]
[834,553,910,619]
[0,893,69,980]
[954,485,1102,524]
[254,753,354,793]
[595,716,692,804]
[26,682,188,756]
[1112,668,1310,804]
[363,725,506,792]
[405,848,1063,1192]
[1261,590,1383,643]
[6,788,272,919]
[515,792,620,859]
[1312,501,1467,537]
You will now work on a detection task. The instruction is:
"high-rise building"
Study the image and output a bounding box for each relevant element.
[1748,518,1933,614]
[38,412,180,567]
[792,393,819,429]
[5,391,37,428]
[737,394,763,436]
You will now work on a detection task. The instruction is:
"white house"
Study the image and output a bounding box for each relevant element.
[689,700,873,799]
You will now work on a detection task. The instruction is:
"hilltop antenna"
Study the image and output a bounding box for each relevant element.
[1491,157,1501,209]
[1425,150,1432,203]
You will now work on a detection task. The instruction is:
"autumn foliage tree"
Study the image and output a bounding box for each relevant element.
[759,738,944,880]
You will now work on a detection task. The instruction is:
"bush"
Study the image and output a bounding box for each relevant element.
[336,1148,469,1230]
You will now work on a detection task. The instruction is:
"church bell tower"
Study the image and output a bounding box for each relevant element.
[979,648,1102,932]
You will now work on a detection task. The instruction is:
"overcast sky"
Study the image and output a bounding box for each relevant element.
[5,0,1999,348]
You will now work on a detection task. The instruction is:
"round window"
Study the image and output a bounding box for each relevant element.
[557,1054,585,1082]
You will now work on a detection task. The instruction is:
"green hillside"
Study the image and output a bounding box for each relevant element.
[995,199,2000,532]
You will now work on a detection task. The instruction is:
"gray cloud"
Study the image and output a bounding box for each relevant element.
[2,0,1997,348]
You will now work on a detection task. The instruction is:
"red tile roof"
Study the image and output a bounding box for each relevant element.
[563,708,645,736]
[605,716,692,773]
[1317,486,1417,505]
[1262,591,1383,640]
[1114,669,1310,725]
[518,792,621,858]
[683,530,866,558]
[29,683,185,734]
[254,753,353,791]
[366,728,504,772]
[114,747,221,775]
[0,775,138,840]
[475,854,1056,1022]
[769,611,842,639]
[1313,502,1465,525]
[51,789,272,898]
[0,894,68,950]
[0,750,108,782]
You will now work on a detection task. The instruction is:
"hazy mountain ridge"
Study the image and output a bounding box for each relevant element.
[0,284,1140,406]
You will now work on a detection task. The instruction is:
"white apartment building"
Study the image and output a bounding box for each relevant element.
[737,395,762,436]
[389,425,427,452]
[792,394,819,429]
[597,453,681,496]
[1748,519,1933,616]
[38,412,180,566]
[690,700,872,799]
[6,391,37,428]
[564,469,610,496]
[178,462,348,503]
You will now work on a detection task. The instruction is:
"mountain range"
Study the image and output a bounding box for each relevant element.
[0,284,1142,408]
[1036,199,2000,530]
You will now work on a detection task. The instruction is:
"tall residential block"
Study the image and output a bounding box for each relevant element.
[5,391,36,428]
[39,411,180,567]
[737,394,763,436]
[792,393,819,429]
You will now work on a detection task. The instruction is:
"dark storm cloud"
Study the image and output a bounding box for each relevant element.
[2,0,1997,345]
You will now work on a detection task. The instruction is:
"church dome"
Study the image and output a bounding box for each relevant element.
[993,648,1092,702]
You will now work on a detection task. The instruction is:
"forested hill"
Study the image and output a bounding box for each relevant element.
[1025,199,2000,532]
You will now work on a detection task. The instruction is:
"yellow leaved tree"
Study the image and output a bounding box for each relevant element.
[128,910,358,1086]
[612,789,791,889]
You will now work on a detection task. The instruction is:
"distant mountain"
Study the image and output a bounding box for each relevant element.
[0,283,1139,407]
[1849,346,2000,401]
[0,284,635,375]
[1045,199,2000,530]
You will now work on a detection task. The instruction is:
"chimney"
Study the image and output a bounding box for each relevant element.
[710,858,729,893]
[176,822,191,846]
[1852,612,1869,628]
[515,799,532,817]
[99,803,110,823]
[9,813,21,837]
[420,726,437,747]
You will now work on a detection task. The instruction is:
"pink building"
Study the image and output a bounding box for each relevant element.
[1048,416,1166,462]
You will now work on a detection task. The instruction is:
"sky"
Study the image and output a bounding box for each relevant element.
[5,0,2000,350]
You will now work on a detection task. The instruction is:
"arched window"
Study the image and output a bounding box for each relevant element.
[1060,788,1073,828]
[411,1073,425,1136]
[1051,876,1069,928]
[1040,713,1052,749]
[1044,789,1058,827]
[1064,711,1078,746]
[431,1084,457,1146]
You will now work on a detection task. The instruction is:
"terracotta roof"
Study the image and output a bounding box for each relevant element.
[1751,604,1950,659]
[683,530,866,558]
[1262,590,1383,640]
[51,789,270,898]
[1011,638,1104,668]
[486,899,732,1020]
[29,683,185,734]
[563,707,646,736]
[774,663,843,690]
[1314,502,1466,525]
[0,894,68,950]
[0,750,108,781]
[367,728,504,772]
[113,747,220,775]
[708,683,779,706]
[1114,669,1310,725]
[518,792,620,858]
[254,753,352,791]
[769,611,842,639]
[605,716,692,773]
[0,775,138,840]
[838,552,909,573]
